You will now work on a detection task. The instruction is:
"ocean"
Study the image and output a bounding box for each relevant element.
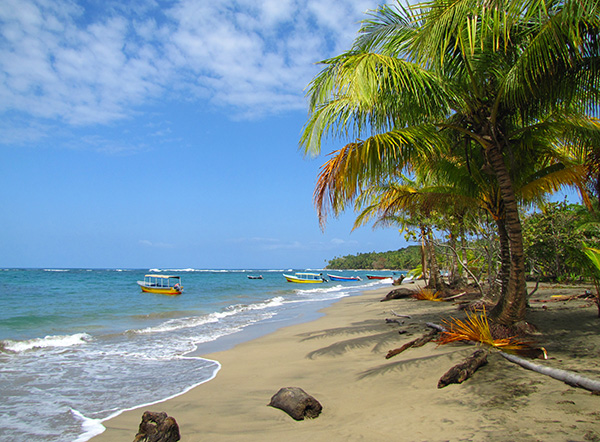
[0,268,402,442]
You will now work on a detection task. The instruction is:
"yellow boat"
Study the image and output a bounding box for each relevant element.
[283,273,327,283]
[137,274,183,295]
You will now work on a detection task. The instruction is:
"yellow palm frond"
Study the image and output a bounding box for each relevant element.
[412,287,443,302]
[437,308,529,351]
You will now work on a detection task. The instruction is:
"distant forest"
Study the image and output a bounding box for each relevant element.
[325,246,421,270]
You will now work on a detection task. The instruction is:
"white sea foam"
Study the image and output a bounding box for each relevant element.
[71,409,105,442]
[1,333,92,353]
[133,297,285,335]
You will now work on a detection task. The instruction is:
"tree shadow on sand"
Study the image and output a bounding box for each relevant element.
[305,330,403,359]
[298,319,393,341]
[357,348,470,380]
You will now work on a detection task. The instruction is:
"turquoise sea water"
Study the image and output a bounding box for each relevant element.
[0,268,402,442]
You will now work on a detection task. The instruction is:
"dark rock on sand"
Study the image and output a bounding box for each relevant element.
[268,387,322,420]
[133,411,180,442]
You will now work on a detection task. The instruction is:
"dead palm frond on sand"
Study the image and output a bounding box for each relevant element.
[436,308,533,353]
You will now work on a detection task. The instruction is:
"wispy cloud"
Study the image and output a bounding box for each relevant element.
[0,0,383,130]
[139,239,175,249]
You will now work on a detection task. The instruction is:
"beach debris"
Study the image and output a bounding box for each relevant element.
[499,352,600,393]
[437,349,489,388]
[435,308,533,353]
[456,300,494,312]
[392,275,405,285]
[385,329,438,359]
[268,387,322,420]
[443,291,468,301]
[390,310,412,319]
[412,288,443,302]
[380,288,415,302]
[530,292,596,303]
[133,411,180,442]
[427,311,600,393]
[385,318,404,325]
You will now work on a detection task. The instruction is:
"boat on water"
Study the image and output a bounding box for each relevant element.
[327,274,362,281]
[247,275,263,279]
[137,274,183,295]
[283,272,327,283]
[366,274,394,280]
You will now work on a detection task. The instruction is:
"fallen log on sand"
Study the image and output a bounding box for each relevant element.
[426,322,600,393]
[438,349,488,388]
[499,352,600,393]
[380,288,415,302]
[385,329,438,359]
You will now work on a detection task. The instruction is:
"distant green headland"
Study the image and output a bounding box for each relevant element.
[325,246,421,270]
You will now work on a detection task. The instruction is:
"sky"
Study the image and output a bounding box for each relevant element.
[0,0,410,269]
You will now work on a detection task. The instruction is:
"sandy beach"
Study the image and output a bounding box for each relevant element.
[93,282,600,442]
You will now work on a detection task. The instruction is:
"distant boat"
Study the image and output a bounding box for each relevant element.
[137,274,183,295]
[247,275,263,279]
[283,273,327,283]
[327,274,362,281]
[366,274,394,280]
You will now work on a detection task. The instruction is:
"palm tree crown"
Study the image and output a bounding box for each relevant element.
[301,0,600,325]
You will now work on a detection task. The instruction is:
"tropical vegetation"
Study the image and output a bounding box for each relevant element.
[326,246,421,270]
[301,0,600,326]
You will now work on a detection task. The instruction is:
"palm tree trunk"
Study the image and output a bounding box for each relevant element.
[495,216,510,300]
[420,224,428,280]
[486,144,528,325]
[425,227,443,291]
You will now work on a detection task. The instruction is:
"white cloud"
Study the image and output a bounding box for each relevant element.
[0,0,384,129]
[139,239,175,248]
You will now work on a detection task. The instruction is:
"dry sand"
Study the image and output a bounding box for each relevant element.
[93,282,600,441]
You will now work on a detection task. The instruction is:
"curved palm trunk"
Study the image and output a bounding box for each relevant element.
[487,144,528,325]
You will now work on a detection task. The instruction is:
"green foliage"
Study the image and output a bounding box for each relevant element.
[583,246,600,279]
[522,202,600,281]
[325,245,421,270]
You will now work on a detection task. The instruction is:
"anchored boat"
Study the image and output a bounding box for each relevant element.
[283,273,327,283]
[366,274,394,280]
[327,274,362,281]
[137,274,183,295]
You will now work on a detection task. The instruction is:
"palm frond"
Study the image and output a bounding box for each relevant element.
[437,307,529,351]
[412,287,444,302]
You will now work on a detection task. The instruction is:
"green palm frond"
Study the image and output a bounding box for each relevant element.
[302,0,600,248]
[301,51,452,156]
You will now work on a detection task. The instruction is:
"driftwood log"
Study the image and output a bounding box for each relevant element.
[385,329,438,359]
[133,411,180,442]
[268,387,322,420]
[380,288,415,302]
[499,352,600,393]
[427,322,600,393]
[390,310,411,319]
[438,349,489,388]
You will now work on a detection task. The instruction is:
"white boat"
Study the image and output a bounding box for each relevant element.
[283,273,327,283]
[137,274,183,295]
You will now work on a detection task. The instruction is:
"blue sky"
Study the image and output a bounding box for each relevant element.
[0,0,409,269]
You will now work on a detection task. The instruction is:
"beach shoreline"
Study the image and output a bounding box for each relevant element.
[92,282,600,441]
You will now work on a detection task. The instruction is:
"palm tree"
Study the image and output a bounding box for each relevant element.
[301,0,600,325]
